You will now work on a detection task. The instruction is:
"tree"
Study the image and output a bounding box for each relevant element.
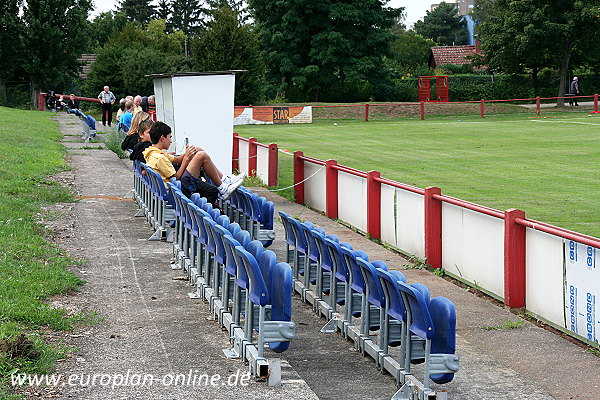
[388,31,435,75]
[85,11,128,52]
[83,20,190,99]
[474,0,600,103]
[118,0,156,26]
[0,0,24,105]
[156,0,171,22]
[21,0,93,106]
[248,0,402,101]
[170,0,206,36]
[191,5,265,104]
[414,2,468,46]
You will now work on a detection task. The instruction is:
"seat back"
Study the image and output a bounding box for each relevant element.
[235,247,269,306]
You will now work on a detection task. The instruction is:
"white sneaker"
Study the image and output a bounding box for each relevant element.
[222,172,246,185]
[219,175,244,200]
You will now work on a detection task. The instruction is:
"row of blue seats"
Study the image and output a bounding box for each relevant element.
[220,186,275,247]
[132,159,276,247]
[279,211,460,396]
[131,160,295,379]
[167,181,295,377]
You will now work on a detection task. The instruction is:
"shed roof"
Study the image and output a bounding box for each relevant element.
[429,45,481,68]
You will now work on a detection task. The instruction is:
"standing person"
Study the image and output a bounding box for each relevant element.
[570,77,580,106]
[98,86,116,126]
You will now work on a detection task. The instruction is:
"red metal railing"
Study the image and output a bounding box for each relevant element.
[232,133,279,187]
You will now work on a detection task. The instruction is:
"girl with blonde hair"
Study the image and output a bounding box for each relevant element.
[121,112,151,152]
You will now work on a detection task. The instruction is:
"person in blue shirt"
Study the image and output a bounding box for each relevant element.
[119,101,135,132]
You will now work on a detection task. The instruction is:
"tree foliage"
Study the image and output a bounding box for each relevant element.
[86,11,128,52]
[474,0,600,101]
[0,0,24,105]
[118,0,156,26]
[21,0,93,103]
[170,0,206,35]
[388,31,435,75]
[248,0,402,101]
[414,2,467,46]
[82,20,190,99]
[191,5,265,104]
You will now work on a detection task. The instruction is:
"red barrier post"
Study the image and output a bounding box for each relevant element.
[232,132,240,172]
[480,99,485,118]
[294,151,304,204]
[325,160,338,219]
[248,137,257,176]
[365,103,369,122]
[268,143,279,187]
[504,209,526,309]
[420,102,425,120]
[38,93,46,111]
[366,171,381,240]
[536,96,541,116]
[595,94,598,113]
[424,186,442,270]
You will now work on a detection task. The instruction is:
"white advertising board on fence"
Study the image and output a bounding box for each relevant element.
[564,239,599,344]
[525,229,565,328]
[337,172,366,232]
[234,106,312,125]
[303,162,326,213]
[256,146,270,184]
[380,186,425,259]
[442,203,504,299]
[238,140,249,176]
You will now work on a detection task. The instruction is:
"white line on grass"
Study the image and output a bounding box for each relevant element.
[530,119,600,126]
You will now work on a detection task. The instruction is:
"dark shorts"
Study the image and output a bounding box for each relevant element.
[181,170,219,204]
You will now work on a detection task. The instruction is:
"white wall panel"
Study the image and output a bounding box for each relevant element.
[338,172,367,231]
[395,189,425,259]
[381,185,397,248]
[442,204,504,298]
[303,162,326,212]
[256,146,269,184]
[238,140,249,176]
[525,229,565,327]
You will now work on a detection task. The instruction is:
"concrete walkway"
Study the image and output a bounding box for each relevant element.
[50,113,599,400]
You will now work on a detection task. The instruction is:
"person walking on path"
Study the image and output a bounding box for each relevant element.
[570,77,580,106]
[98,85,116,126]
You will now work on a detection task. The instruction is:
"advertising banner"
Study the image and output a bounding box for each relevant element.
[234,106,312,125]
[564,239,599,344]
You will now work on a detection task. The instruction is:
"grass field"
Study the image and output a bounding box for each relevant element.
[236,112,600,238]
[0,107,91,398]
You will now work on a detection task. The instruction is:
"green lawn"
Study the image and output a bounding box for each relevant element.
[0,107,89,398]
[236,113,600,238]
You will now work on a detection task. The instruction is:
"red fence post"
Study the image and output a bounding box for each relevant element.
[480,99,485,118]
[232,132,240,172]
[420,101,425,120]
[366,171,381,240]
[248,137,257,176]
[365,103,369,122]
[268,143,279,187]
[424,186,442,269]
[294,151,304,204]
[38,93,46,111]
[595,94,598,113]
[536,96,541,116]
[325,160,338,219]
[504,208,526,309]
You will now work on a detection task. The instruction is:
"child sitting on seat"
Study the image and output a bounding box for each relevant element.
[130,119,154,163]
[142,121,245,204]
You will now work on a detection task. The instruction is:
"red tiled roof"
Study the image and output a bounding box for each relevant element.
[429,45,481,68]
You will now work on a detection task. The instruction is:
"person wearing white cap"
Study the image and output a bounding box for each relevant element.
[570,77,580,106]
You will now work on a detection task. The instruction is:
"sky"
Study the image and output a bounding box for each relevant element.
[90,0,430,28]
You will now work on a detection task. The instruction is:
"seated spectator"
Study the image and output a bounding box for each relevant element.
[143,121,245,204]
[60,94,80,110]
[121,111,151,152]
[119,100,135,132]
[130,119,154,163]
[116,98,127,121]
[133,95,143,114]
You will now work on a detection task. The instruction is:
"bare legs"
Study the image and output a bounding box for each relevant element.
[185,151,223,186]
